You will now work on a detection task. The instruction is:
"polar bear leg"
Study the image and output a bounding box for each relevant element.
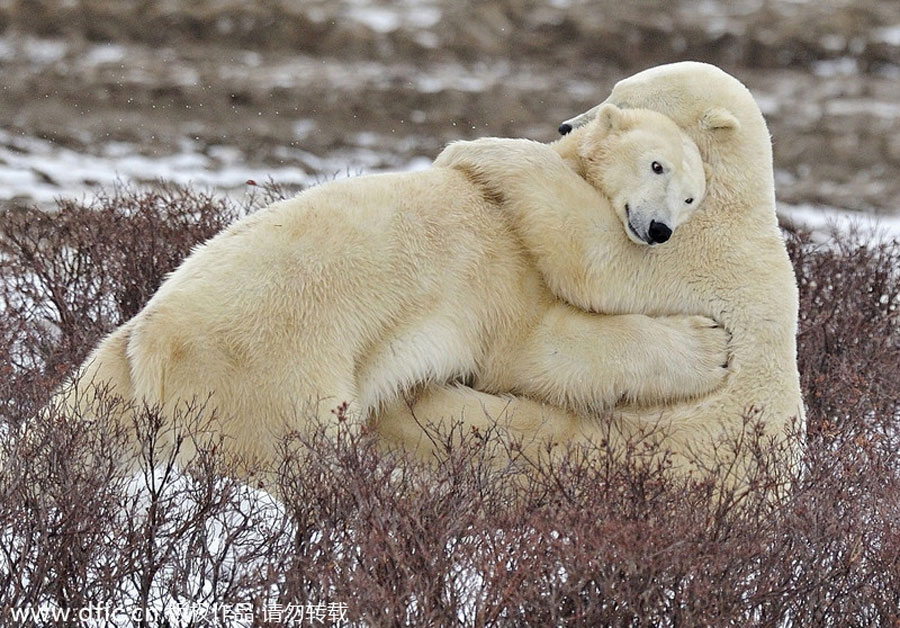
[53,322,141,453]
[505,303,729,411]
[373,383,584,464]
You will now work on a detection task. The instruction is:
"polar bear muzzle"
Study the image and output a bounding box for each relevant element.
[625,203,673,246]
[648,220,672,244]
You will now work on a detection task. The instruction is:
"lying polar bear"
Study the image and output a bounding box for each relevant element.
[65,104,723,468]
[376,62,805,480]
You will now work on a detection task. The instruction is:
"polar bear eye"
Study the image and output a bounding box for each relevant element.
[685,197,694,205]
[651,161,664,175]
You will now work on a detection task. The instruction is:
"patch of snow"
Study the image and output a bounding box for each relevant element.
[0,126,439,207]
[779,202,900,240]
[83,43,127,66]
[0,129,312,204]
[292,119,317,140]
[346,6,401,33]
[876,64,900,79]
[0,35,67,64]
[403,156,434,172]
[0,36,14,61]
[415,75,446,94]
[565,79,600,101]
[413,31,440,49]
[21,37,67,64]
[819,34,846,52]
[416,72,491,94]
[752,91,780,115]
[812,57,858,77]
[873,25,900,47]
[825,98,900,119]
[406,5,442,29]
[351,131,381,148]
[775,169,797,186]
[170,66,201,87]
[242,50,262,67]
[704,16,737,37]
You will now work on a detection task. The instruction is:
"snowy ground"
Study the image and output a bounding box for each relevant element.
[780,202,900,239]
[1,0,898,229]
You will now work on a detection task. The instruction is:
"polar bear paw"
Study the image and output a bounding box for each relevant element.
[434,138,562,173]
[641,315,730,403]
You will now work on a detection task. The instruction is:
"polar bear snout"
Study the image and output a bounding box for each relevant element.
[648,220,672,244]
[625,203,674,246]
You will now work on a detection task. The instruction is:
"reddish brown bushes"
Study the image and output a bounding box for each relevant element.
[1,188,898,626]
[0,185,240,386]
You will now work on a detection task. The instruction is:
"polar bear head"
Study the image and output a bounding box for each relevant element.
[577,104,706,246]
[560,61,774,212]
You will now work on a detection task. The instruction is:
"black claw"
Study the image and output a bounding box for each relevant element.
[558,122,573,135]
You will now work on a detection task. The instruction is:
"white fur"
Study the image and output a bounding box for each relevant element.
[377,62,805,481]
[63,105,726,472]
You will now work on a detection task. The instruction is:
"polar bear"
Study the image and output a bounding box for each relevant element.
[64,104,723,469]
[374,62,805,481]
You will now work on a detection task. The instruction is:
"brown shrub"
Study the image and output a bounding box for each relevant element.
[1,188,898,626]
[0,185,240,386]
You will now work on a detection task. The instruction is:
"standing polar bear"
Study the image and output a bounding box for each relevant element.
[65,104,723,468]
[375,62,805,479]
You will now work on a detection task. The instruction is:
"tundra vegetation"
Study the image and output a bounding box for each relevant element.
[1,185,899,626]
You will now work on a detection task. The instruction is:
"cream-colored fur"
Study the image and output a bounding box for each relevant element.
[375,62,805,479]
[65,105,724,469]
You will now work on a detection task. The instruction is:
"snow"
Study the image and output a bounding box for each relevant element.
[346,6,401,33]
[83,42,127,66]
[825,98,900,119]
[0,128,436,205]
[779,202,900,240]
[0,128,305,203]
[873,25,900,47]
[19,37,67,64]
[812,57,859,77]
[344,1,441,32]
[752,91,780,115]
[406,5,442,29]
[291,119,318,140]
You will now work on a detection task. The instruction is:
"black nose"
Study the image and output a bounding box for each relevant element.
[648,220,672,244]
[558,122,573,135]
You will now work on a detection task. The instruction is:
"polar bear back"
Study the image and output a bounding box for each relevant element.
[106,168,551,449]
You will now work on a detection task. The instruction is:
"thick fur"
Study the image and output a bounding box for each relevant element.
[375,62,805,479]
[65,106,724,469]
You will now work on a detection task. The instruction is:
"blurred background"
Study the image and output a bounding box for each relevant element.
[1,0,898,229]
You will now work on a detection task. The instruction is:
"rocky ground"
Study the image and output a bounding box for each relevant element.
[1,0,899,224]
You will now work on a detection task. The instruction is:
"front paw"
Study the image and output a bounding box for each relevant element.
[669,315,730,397]
[434,137,546,170]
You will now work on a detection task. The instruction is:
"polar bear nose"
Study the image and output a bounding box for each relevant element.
[648,220,672,244]
[558,122,573,135]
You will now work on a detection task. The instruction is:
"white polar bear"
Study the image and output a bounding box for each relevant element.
[65,104,723,469]
[375,62,805,481]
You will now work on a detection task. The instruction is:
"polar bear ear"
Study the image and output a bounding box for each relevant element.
[578,104,624,159]
[595,103,625,134]
[700,107,740,131]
